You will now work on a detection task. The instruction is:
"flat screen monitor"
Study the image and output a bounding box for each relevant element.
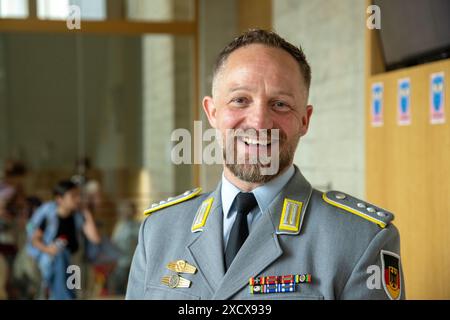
[373,0,450,70]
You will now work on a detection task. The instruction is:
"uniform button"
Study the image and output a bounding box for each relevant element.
[335,193,346,200]
[377,211,388,217]
[367,207,376,213]
[357,202,366,208]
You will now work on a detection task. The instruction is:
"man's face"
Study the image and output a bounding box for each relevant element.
[57,188,81,213]
[203,44,313,183]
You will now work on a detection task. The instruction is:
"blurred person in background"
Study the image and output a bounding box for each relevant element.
[71,157,104,264]
[81,179,103,262]
[84,180,102,214]
[27,180,101,299]
[79,178,119,298]
[12,196,43,299]
[0,160,28,253]
[109,200,140,295]
[0,160,28,299]
[0,160,27,204]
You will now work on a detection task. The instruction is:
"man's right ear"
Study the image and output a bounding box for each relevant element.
[202,96,217,128]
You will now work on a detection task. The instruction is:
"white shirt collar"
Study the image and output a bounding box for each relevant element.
[221,165,295,217]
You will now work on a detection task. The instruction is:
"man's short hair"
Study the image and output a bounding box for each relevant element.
[53,180,78,197]
[213,29,312,91]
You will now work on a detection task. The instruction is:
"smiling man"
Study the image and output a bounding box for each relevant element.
[126,29,405,300]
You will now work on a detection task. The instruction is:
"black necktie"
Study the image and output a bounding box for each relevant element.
[225,192,258,270]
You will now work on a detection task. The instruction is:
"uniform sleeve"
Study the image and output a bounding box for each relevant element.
[339,224,405,300]
[125,218,148,299]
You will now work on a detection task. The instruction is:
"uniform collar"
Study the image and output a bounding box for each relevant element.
[221,165,295,218]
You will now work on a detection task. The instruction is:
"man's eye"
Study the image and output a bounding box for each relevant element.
[273,101,290,109]
[231,97,248,105]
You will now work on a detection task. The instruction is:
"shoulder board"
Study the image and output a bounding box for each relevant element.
[143,187,202,216]
[322,191,394,228]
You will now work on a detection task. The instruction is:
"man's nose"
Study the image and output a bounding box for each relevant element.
[247,102,273,130]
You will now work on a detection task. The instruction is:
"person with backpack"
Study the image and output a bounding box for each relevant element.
[27,180,100,299]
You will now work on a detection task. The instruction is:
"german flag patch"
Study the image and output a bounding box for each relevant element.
[381,250,402,300]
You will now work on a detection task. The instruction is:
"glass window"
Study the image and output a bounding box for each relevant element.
[126,0,195,22]
[0,0,28,18]
[37,0,70,20]
[0,32,194,217]
[37,0,106,21]
[70,0,106,20]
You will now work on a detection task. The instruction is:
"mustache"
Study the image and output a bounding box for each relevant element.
[225,128,287,143]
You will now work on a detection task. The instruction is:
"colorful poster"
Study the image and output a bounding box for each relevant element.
[430,72,445,124]
[397,78,411,126]
[371,82,384,127]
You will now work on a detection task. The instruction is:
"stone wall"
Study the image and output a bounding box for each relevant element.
[274,0,366,197]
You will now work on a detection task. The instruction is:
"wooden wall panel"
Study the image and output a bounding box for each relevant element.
[366,57,450,298]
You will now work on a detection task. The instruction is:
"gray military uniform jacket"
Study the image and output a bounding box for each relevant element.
[126,167,405,300]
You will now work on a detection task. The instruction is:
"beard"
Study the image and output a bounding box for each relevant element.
[223,128,299,184]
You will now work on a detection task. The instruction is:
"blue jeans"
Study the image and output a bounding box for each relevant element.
[47,249,75,300]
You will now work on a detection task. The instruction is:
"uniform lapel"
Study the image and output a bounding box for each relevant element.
[274,168,313,235]
[187,182,225,295]
[212,166,312,300]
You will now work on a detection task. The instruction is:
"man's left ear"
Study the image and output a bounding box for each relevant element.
[300,105,313,136]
